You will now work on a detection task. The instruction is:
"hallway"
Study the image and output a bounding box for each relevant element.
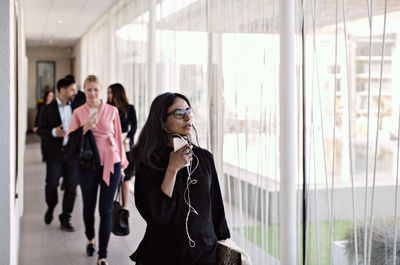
[19,134,146,265]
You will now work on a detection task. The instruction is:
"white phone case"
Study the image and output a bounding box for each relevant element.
[173,137,188,152]
[173,137,190,166]
[89,108,97,116]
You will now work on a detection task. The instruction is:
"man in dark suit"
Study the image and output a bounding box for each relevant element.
[37,77,78,231]
[58,75,85,192]
[65,74,86,109]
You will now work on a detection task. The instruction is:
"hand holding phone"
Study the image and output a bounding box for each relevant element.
[89,108,98,124]
[89,108,98,117]
[173,137,188,152]
[84,108,98,133]
[173,137,190,167]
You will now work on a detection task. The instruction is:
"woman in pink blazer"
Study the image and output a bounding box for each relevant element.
[68,75,128,265]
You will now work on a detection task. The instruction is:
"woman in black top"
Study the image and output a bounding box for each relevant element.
[33,90,54,161]
[107,83,137,206]
[130,92,230,265]
[33,90,54,132]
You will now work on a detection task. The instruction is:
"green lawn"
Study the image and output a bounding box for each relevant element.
[233,220,354,265]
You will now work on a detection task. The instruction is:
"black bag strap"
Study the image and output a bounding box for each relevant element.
[115,180,125,206]
[79,133,85,153]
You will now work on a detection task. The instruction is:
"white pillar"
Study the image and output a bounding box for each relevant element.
[279,0,296,264]
[147,0,156,108]
[0,0,16,264]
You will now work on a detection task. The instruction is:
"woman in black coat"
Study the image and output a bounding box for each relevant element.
[130,92,230,265]
[34,90,54,161]
[107,83,137,206]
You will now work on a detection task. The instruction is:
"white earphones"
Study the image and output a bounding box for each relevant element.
[184,146,199,247]
[167,132,200,247]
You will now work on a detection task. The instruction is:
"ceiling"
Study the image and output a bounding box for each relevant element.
[24,0,400,47]
[24,0,119,48]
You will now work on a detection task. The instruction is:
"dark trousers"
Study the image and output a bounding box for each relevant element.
[79,163,121,259]
[45,151,78,220]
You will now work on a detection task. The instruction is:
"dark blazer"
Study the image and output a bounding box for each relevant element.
[119,104,137,142]
[37,100,75,161]
[34,102,44,127]
[71,90,86,109]
[67,126,100,172]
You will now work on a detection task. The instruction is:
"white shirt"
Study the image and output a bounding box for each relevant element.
[51,97,72,146]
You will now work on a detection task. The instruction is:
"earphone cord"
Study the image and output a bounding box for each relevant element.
[184,151,199,247]
[166,132,200,247]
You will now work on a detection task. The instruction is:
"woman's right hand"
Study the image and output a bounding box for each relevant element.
[83,113,98,134]
[167,145,192,172]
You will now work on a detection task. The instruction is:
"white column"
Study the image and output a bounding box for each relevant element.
[0,0,16,264]
[147,0,156,108]
[279,0,296,264]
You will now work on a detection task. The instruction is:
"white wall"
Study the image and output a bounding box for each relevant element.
[26,47,72,129]
[72,40,82,90]
[17,0,28,215]
[0,0,17,264]
[26,47,72,108]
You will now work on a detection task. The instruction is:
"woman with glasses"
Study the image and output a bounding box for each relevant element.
[107,83,137,207]
[130,92,230,265]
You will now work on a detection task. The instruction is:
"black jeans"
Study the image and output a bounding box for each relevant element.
[45,151,78,220]
[79,163,121,259]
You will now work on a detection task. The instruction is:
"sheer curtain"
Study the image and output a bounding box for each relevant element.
[77,1,282,264]
[74,0,400,264]
[156,0,210,147]
[154,1,283,262]
[303,1,400,265]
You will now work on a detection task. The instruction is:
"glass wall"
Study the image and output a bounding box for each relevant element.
[303,1,400,265]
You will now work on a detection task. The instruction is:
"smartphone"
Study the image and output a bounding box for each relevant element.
[173,137,188,152]
[173,137,190,166]
[89,108,98,117]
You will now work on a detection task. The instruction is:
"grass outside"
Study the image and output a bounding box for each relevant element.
[233,220,353,265]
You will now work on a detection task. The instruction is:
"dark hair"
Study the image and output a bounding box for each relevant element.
[56,77,75,92]
[107,83,129,117]
[132,92,192,172]
[43,90,54,103]
[65,75,75,83]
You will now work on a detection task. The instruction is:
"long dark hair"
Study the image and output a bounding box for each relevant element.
[108,83,129,117]
[132,92,192,172]
[43,90,54,104]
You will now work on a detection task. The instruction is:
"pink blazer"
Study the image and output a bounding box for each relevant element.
[68,100,128,186]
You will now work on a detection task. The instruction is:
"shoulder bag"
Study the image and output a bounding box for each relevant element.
[112,181,130,236]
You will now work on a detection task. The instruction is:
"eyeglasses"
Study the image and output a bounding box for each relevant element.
[166,108,193,119]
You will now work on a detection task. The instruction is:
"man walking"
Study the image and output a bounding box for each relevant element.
[37,77,78,231]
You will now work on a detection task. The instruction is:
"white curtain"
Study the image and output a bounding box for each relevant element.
[303,1,400,265]
[76,0,400,264]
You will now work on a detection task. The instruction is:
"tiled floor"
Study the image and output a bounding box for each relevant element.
[19,134,146,265]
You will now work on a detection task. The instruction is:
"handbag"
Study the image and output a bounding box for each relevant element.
[217,240,253,265]
[112,182,130,236]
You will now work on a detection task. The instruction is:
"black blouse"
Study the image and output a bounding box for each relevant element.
[118,104,137,141]
[131,146,230,265]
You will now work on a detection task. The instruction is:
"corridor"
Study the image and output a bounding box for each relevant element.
[19,134,146,265]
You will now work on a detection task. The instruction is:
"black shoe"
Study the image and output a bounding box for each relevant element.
[44,208,54,225]
[59,214,75,232]
[86,243,95,256]
[60,221,75,232]
[97,259,108,265]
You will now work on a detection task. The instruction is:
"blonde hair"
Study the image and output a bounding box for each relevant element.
[84,75,102,88]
